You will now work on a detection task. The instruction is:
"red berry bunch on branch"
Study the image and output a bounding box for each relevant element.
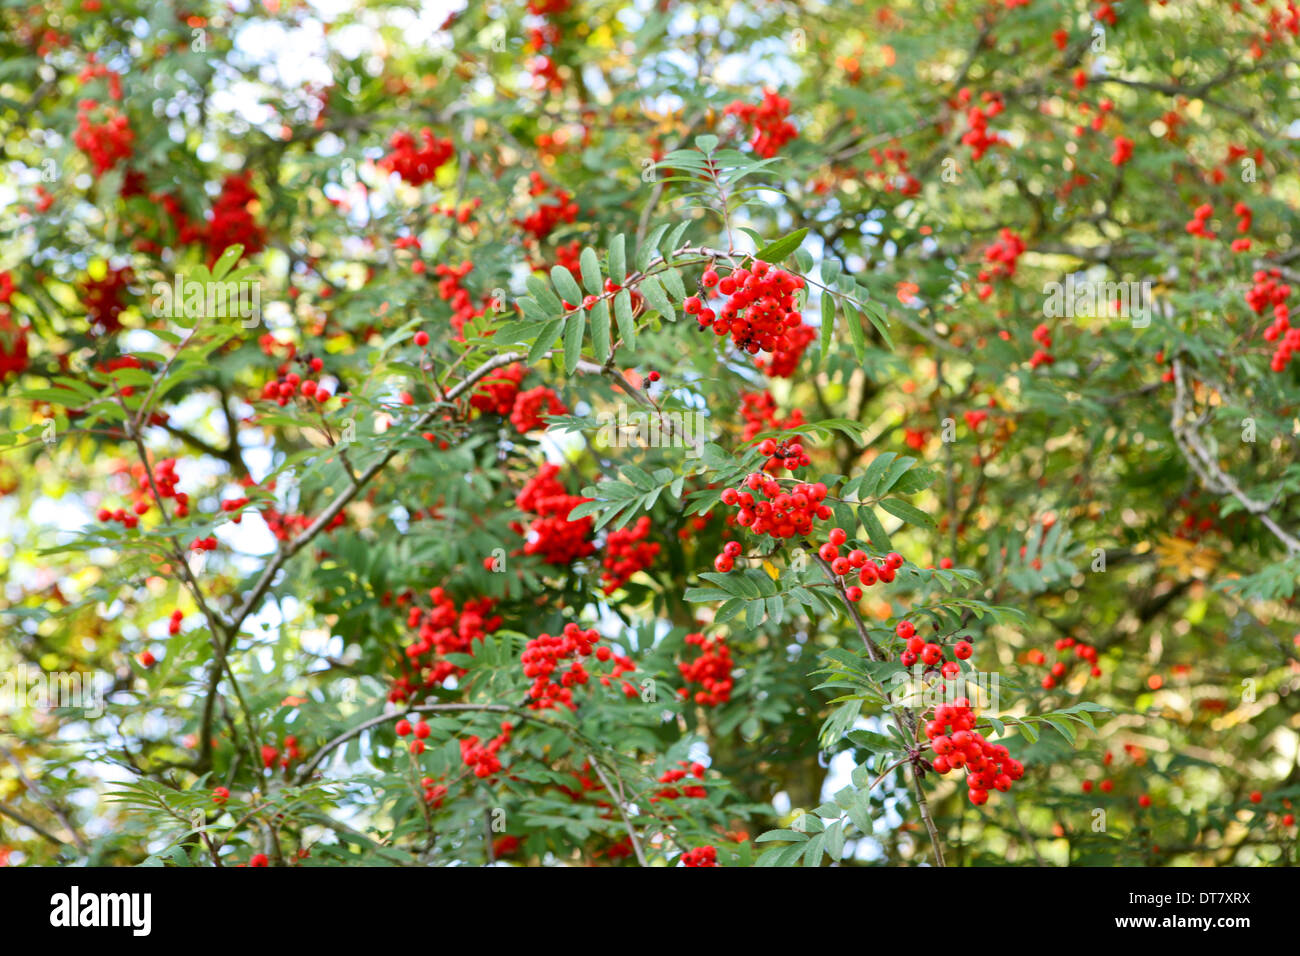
[393,587,502,699]
[676,632,734,706]
[1247,268,1297,372]
[724,88,798,158]
[520,622,634,710]
[688,260,806,360]
[894,618,970,677]
[73,100,134,177]
[713,476,832,570]
[379,128,454,186]
[925,699,1024,805]
[460,724,512,777]
[600,515,660,593]
[820,528,905,597]
[512,464,596,566]
[680,845,718,866]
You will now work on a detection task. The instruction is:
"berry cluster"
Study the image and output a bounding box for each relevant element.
[80,267,134,335]
[379,128,454,186]
[680,845,718,867]
[166,608,184,635]
[258,356,331,406]
[976,229,1025,299]
[957,88,1005,161]
[460,728,512,777]
[655,761,708,801]
[470,362,527,416]
[600,515,660,593]
[1110,134,1134,167]
[514,173,579,242]
[1247,268,1297,372]
[821,528,905,598]
[895,619,971,677]
[677,632,734,706]
[434,261,488,339]
[1029,322,1055,369]
[0,274,27,380]
[754,320,815,378]
[520,623,635,710]
[689,261,806,360]
[73,101,134,177]
[509,384,568,432]
[204,173,265,266]
[512,463,596,566]
[261,735,302,770]
[925,699,1024,805]
[1028,636,1101,688]
[1185,202,1217,239]
[724,88,797,158]
[739,391,806,450]
[755,435,811,473]
[394,587,502,697]
[714,476,831,568]
[421,777,448,807]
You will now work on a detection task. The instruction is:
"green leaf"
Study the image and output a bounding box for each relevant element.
[607,234,627,283]
[551,266,583,305]
[527,275,564,316]
[755,228,809,263]
[590,299,611,362]
[580,247,603,295]
[859,452,897,499]
[843,302,868,361]
[879,498,934,529]
[528,318,564,364]
[639,276,675,321]
[860,299,894,350]
[818,292,836,370]
[562,311,585,374]
[210,245,245,281]
[613,289,637,347]
[637,224,670,271]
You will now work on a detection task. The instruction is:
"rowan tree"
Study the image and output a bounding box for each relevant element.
[1,0,1299,868]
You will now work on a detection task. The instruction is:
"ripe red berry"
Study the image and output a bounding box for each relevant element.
[828,528,847,547]
[954,641,973,660]
[395,719,412,737]
[414,330,429,347]
[896,620,916,640]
